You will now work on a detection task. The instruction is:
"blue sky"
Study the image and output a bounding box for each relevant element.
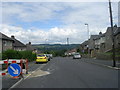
[0,1,119,44]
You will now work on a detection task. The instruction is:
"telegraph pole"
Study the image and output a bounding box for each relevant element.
[85,23,89,54]
[109,0,116,67]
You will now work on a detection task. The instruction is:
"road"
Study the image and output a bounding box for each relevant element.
[10,57,118,88]
[2,61,41,89]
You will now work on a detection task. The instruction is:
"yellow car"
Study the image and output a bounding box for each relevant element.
[36,54,48,63]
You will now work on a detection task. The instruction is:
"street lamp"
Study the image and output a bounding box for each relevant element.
[85,23,89,40]
[85,23,90,54]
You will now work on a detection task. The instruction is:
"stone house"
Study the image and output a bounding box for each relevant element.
[26,42,34,51]
[0,32,14,53]
[65,48,77,56]
[105,27,118,52]
[114,27,120,49]
[88,35,99,57]
[94,32,106,53]
[80,40,89,53]
[80,26,120,59]
[26,42,37,53]
[11,36,26,51]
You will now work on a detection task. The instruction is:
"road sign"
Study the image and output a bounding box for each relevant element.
[8,63,21,77]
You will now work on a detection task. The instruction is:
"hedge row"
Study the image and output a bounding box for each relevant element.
[2,49,36,62]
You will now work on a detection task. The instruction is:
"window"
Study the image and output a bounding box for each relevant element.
[3,41,6,46]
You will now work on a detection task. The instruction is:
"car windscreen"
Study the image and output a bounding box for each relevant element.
[37,55,45,57]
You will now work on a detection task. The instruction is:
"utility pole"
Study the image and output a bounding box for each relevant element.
[109,0,116,67]
[85,23,89,54]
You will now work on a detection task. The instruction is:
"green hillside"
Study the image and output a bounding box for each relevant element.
[32,44,80,56]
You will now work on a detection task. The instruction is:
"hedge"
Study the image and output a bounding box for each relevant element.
[2,49,36,62]
[0,53,2,60]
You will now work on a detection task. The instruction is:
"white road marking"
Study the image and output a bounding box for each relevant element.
[8,78,23,90]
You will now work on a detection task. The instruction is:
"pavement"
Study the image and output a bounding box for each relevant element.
[80,58,120,70]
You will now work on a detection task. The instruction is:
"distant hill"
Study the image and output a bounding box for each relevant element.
[32,44,80,52]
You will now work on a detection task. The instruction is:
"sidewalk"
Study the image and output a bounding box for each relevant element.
[82,58,120,70]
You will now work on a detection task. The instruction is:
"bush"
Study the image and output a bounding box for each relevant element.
[2,49,36,62]
[0,53,2,60]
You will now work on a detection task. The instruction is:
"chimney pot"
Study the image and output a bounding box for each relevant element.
[11,35,15,39]
[29,42,31,45]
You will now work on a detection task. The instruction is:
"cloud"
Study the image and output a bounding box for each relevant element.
[2,2,118,28]
[1,2,118,44]
[2,2,118,25]
[1,24,90,44]
[1,0,119,2]
[2,2,65,23]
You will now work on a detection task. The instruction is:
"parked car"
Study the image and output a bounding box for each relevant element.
[49,54,53,59]
[73,53,81,59]
[45,54,51,61]
[36,54,48,63]
[46,54,53,60]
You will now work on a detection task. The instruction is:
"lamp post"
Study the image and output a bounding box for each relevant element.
[85,23,89,40]
[85,23,89,54]
[108,0,116,67]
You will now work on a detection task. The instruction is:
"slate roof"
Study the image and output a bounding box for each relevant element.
[0,32,13,41]
[11,36,26,47]
[114,27,120,36]
[90,35,99,40]
[81,40,88,46]
[107,27,118,33]
[94,33,106,40]
[26,44,35,51]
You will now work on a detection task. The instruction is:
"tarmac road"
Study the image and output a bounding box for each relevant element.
[12,57,118,88]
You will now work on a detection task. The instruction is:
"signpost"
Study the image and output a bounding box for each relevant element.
[8,63,21,77]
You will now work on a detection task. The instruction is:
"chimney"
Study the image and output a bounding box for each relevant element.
[11,35,15,39]
[114,24,117,27]
[29,42,31,45]
[99,32,102,35]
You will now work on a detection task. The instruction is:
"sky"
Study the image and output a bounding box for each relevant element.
[0,1,119,44]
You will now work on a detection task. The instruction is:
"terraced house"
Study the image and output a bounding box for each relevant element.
[0,32,28,52]
[11,35,26,51]
[0,32,14,53]
[80,25,120,60]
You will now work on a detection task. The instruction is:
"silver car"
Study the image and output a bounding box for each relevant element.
[73,53,81,59]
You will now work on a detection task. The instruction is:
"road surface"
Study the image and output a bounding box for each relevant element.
[11,57,118,88]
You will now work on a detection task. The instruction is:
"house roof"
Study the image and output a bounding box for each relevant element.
[114,27,120,36]
[90,35,99,40]
[26,43,35,51]
[94,33,106,40]
[81,40,88,46]
[91,35,99,39]
[106,27,118,33]
[11,36,26,47]
[0,32,14,41]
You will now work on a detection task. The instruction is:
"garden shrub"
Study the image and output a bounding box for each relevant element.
[2,49,36,62]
